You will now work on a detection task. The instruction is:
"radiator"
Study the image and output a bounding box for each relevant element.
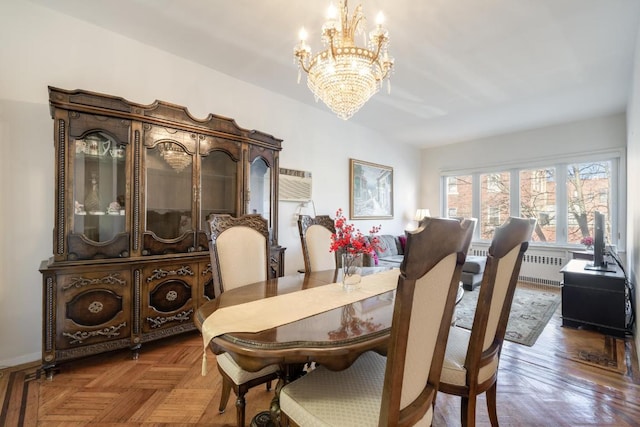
[470,247,566,288]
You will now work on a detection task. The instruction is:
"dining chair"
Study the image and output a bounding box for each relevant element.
[208,214,280,427]
[438,217,536,427]
[279,216,475,427]
[297,214,337,272]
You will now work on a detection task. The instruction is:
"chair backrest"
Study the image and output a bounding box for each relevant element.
[298,215,337,272]
[208,214,270,298]
[465,217,536,387]
[379,217,475,426]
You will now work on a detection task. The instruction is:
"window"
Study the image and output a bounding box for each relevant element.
[480,172,510,239]
[566,161,612,244]
[487,206,500,226]
[441,155,620,247]
[486,173,501,192]
[447,178,458,194]
[520,168,556,242]
[445,175,472,219]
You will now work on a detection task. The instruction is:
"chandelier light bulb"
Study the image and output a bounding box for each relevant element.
[299,27,308,41]
[327,3,338,19]
[376,11,385,26]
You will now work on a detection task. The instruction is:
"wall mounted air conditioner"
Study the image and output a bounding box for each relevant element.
[279,168,312,202]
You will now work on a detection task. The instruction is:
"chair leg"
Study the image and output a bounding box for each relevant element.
[235,392,246,427]
[219,377,232,413]
[461,395,477,427]
[266,380,272,391]
[486,382,499,426]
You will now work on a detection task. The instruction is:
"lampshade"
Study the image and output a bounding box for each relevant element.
[414,209,431,221]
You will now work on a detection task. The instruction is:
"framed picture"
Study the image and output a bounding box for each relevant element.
[349,159,394,219]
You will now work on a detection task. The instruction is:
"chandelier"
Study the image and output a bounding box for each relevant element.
[158,142,192,173]
[294,0,394,120]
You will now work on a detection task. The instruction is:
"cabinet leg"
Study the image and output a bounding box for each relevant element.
[44,365,58,381]
[131,343,141,360]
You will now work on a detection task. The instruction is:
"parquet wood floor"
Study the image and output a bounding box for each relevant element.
[1,308,638,426]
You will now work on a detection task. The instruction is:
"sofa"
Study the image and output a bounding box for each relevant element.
[460,255,486,291]
[363,234,406,267]
[364,234,486,291]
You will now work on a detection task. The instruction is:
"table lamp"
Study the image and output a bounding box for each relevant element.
[414,209,431,221]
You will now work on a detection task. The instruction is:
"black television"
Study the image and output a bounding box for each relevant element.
[584,211,615,272]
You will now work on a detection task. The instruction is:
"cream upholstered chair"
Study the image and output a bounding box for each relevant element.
[279,217,475,427]
[298,214,337,272]
[208,214,279,427]
[438,217,536,427]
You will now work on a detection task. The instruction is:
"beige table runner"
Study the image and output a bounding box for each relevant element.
[201,268,399,375]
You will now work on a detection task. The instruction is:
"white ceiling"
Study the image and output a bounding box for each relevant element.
[31,0,640,148]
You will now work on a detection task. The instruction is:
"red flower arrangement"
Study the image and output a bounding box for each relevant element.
[580,236,594,247]
[330,209,381,256]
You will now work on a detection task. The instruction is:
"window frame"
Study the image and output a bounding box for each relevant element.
[439,149,624,250]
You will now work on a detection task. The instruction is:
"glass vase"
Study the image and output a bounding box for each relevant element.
[342,253,363,291]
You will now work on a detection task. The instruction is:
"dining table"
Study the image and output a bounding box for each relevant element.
[194,267,465,426]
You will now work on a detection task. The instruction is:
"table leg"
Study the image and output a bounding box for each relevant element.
[250,411,275,427]
[249,363,306,427]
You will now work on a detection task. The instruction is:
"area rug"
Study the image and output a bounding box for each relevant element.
[562,334,628,375]
[454,284,561,347]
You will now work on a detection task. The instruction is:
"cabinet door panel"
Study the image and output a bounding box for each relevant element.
[248,145,279,245]
[56,270,131,350]
[201,150,240,221]
[149,280,191,312]
[70,129,130,258]
[66,289,123,326]
[143,125,196,253]
[141,263,196,334]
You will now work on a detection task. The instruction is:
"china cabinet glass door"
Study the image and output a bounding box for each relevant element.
[73,131,126,243]
[201,150,238,230]
[249,157,272,226]
[145,142,193,239]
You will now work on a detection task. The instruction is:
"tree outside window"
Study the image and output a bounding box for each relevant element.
[567,161,611,244]
[520,168,556,242]
[480,172,509,239]
[446,175,472,219]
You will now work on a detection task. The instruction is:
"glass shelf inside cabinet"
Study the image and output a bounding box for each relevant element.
[201,150,238,230]
[146,142,193,240]
[73,131,126,243]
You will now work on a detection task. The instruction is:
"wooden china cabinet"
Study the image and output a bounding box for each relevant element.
[40,87,284,377]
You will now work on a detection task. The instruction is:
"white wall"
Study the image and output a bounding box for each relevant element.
[626,23,640,366]
[0,2,420,367]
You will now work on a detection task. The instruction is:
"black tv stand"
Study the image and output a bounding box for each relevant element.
[561,259,628,337]
[584,261,616,273]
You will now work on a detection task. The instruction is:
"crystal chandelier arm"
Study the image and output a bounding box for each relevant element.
[294,29,312,73]
[369,36,385,64]
[328,30,338,61]
[295,48,311,73]
[344,2,364,42]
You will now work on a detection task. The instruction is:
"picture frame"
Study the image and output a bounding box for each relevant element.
[349,159,394,219]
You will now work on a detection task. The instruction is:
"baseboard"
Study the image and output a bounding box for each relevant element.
[0,352,40,370]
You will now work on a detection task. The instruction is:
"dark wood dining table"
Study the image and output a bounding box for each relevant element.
[193,267,396,425]
[194,267,395,371]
